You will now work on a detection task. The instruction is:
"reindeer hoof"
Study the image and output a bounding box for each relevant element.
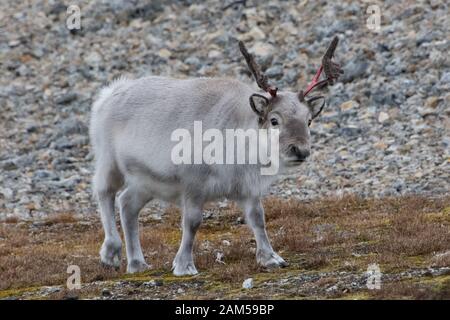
[127,260,150,274]
[172,256,198,276]
[257,251,289,268]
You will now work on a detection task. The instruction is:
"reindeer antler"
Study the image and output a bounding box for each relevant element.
[299,36,343,101]
[239,41,278,98]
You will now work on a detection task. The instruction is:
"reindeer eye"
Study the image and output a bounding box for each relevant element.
[270,118,279,126]
[308,119,312,127]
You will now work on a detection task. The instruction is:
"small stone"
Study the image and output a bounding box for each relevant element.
[84,51,103,66]
[218,200,228,208]
[247,26,266,40]
[425,96,440,109]
[215,252,225,264]
[149,213,162,221]
[158,48,171,59]
[430,49,446,67]
[242,278,253,289]
[59,118,88,135]
[265,65,283,79]
[251,42,274,57]
[101,288,111,296]
[284,69,299,84]
[326,285,338,292]
[43,286,60,295]
[385,57,406,76]
[378,112,389,123]
[208,50,221,59]
[176,61,190,72]
[373,141,388,150]
[340,100,359,111]
[55,93,78,105]
[222,240,231,246]
[63,292,79,300]
[440,72,450,83]
[418,107,438,117]
[0,160,17,171]
[280,22,298,36]
[0,188,14,200]
[8,40,21,47]
[144,279,163,287]
[342,57,368,83]
[429,0,442,9]
[153,279,163,286]
[203,211,213,219]
[17,65,30,77]
[341,126,362,137]
[414,171,424,179]
[185,56,200,66]
[433,250,450,259]
[177,288,185,294]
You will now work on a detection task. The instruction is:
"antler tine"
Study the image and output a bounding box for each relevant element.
[239,41,278,97]
[322,36,341,85]
[300,36,343,99]
[323,36,339,61]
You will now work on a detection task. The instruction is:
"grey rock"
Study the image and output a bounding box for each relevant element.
[17,65,30,77]
[102,288,112,296]
[440,72,450,83]
[0,160,18,171]
[59,118,88,135]
[34,170,59,180]
[265,65,284,79]
[385,57,406,76]
[144,279,163,287]
[284,69,299,84]
[341,57,369,83]
[340,126,362,137]
[185,56,201,67]
[242,278,253,289]
[55,93,78,105]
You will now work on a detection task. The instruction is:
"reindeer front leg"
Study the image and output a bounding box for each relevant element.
[241,198,288,268]
[172,196,204,276]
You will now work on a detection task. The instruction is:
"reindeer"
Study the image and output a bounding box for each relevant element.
[90,37,343,275]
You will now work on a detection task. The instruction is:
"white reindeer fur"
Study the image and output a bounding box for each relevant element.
[90,76,316,275]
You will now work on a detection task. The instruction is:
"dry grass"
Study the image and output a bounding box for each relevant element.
[369,277,450,300]
[3,217,19,224]
[42,213,79,225]
[0,195,449,299]
[0,218,121,291]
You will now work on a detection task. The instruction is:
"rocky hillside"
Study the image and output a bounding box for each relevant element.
[0,0,448,220]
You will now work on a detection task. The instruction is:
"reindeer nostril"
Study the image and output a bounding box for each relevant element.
[290,146,310,161]
[298,149,310,160]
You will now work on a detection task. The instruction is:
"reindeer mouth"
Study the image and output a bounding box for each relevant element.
[286,159,306,167]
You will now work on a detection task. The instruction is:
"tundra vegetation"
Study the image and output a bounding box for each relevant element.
[0,196,449,299]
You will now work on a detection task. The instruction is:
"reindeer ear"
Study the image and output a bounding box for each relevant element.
[249,94,270,117]
[307,95,326,119]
